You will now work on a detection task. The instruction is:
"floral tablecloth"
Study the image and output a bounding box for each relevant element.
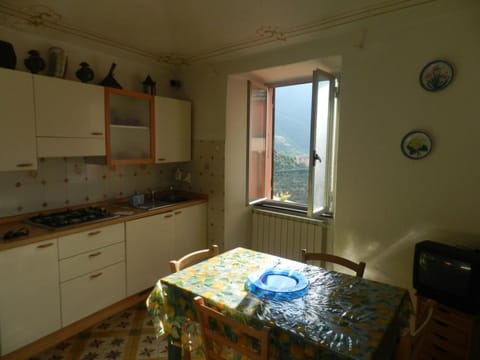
[147,247,412,360]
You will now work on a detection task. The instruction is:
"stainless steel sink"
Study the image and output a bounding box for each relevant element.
[135,201,173,211]
[135,196,189,211]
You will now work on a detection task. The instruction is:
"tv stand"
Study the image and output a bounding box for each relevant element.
[416,295,480,359]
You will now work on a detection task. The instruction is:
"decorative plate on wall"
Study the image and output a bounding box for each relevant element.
[401,131,432,160]
[419,60,454,92]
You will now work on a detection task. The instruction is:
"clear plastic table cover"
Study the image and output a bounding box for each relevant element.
[147,247,412,360]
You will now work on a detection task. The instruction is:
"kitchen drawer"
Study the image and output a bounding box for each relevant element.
[430,317,469,347]
[60,261,126,326]
[58,223,124,259]
[59,242,125,282]
[422,337,466,360]
[434,303,473,330]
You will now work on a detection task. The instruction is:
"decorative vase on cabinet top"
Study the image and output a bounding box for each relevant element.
[75,62,95,83]
[0,40,16,69]
[98,62,122,89]
[47,47,67,78]
[24,50,45,74]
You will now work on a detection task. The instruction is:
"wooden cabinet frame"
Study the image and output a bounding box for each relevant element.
[104,87,155,165]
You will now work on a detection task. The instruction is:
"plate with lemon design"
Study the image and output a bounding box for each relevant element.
[401,130,432,159]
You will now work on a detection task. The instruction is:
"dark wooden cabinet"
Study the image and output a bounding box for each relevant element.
[416,295,480,359]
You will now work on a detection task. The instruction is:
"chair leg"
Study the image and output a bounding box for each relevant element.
[167,339,182,360]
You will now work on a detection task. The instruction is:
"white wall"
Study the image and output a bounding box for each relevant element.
[335,0,480,291]
[224,77,250,249]
[180,0,480,293]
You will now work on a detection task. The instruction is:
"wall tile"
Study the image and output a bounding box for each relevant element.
[43,180,68,210]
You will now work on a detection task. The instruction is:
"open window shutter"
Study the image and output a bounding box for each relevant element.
[247,81,272,203]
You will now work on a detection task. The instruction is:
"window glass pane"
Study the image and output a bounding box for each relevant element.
[312,80,331,212]
[273,83,311,205]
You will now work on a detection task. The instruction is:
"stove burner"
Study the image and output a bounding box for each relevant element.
[25,207,119,230]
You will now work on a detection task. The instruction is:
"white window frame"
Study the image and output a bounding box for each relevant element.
[247,69,338,219]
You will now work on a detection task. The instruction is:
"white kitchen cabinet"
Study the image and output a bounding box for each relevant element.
[33,75,105,157]
[0,239,60,355]
[125,203,207,295]
[155,96,191,163]
[58,223,126,326]
[0,67,37,171]
[172,203,208,260]
[60,262,126,326]
[126,211,174,295]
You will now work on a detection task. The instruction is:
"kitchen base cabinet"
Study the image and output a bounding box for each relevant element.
[126,203,207,295]
[60,262,126,326]
[58,223,126,326]
[0,240,60,355]
[172,203,208,260]
[126,212,175,295]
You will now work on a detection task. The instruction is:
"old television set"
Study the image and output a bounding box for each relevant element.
[413,240,480,313]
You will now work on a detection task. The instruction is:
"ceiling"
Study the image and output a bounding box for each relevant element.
[0,0,436,65]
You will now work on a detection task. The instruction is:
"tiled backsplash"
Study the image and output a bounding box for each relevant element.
[0,140,226,248]
[0,158,183,217]
[190,140,225,249]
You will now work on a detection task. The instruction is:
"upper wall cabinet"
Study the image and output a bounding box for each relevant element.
[0,68,37,171]
[105,88,155,165]
[34,75,105,157]
[155,96,191,163]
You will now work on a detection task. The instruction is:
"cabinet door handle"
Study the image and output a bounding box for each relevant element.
[88,230,102,236]
[174,211,182,215]
[37,242,54,249]
[91,132,103,136]
[90,272,103,279]
[164,214,173,218]
[16,163,33,168]
[88,251,102,258]
[157,158,166,161]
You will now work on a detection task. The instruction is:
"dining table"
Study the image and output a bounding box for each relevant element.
[146,247,413,360]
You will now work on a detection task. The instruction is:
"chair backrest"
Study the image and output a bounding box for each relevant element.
[169,245,219,273]
[395,299,436,360]
[193,296,270,360]
[301,249,366,278]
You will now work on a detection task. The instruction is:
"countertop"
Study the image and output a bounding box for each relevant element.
[0,193,207,252]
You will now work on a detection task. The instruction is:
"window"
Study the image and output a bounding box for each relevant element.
[247,69,337,217]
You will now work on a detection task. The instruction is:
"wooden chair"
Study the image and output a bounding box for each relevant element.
[394,299,436,360]
[170,245,219,273]
[301,249,366,278]
[193,296,270,360]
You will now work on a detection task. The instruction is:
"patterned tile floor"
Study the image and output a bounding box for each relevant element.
[30,303,169,360]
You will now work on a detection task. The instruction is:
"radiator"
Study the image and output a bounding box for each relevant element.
[251,208,328,262]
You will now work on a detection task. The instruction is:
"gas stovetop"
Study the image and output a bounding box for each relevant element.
[25,207,119,230]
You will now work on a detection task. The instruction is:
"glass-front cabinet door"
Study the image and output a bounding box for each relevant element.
[105,88,154,165]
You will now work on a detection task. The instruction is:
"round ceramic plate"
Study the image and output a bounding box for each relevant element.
[419,60,454,92]
[401,131,432,160]
[245,268,309,300]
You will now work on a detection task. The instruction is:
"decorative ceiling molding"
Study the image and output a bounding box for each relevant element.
[0,0,437,65]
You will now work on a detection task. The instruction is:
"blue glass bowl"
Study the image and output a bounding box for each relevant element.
[245,268,309,301]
